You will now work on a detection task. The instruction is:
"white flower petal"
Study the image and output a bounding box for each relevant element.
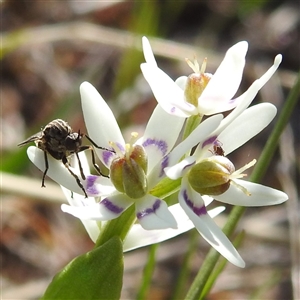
[124,203,225,251]
[218,103,277,155]
[27,146,87,195]
[175,76,187,90]
[124,203,193,251]
[198,41,248,115]
[165,156,196,180]
[167,114,223,166]
[141,63,195,117]
[80,81,124,166]
[215,179,288,206]
[60,186,100,243]
[216,54,282,133]
[142,36,157,67]
[136,195,177,230]
[61,193,134,220]
[139,104,185,177]
[208,206,226,218]
[179,179,245,267]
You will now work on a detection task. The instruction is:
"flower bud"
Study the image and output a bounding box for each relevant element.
[188,156,235,196]
[110,145,148,199]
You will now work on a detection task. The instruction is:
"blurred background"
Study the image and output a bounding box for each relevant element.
[1,0,299,299]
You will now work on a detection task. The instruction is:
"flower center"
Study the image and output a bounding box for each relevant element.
[184,57,212,107]
[110,133,148,199]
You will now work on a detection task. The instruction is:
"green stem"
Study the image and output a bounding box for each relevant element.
[183,115,202,140]
[185,70,300,300]
[95,205,136,248]
[136,243,159,299]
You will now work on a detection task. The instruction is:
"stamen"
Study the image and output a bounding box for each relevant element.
[200,57,207,74]
[232,159,256,178]
[109,141,123,157]
[185,57,200,73]
[231,180,251,196]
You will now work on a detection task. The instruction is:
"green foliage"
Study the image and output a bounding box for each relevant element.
[41,237,123,300]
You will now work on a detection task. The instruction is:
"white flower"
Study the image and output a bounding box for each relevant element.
[140,36,282,117]
[28,82,188,230]
[25,83,226,250]
[60,181,225,251]
[163,102,288,267]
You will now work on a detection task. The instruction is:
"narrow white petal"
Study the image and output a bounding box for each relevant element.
[136,195,177,230]
[141,63,195,117]
[179,180,245,267]
[124,203,225,251]
[167,114,223,166]
[27,146,86,195]
[216,54,282,132]
[124,203,192,251]
[208,206,226,218]
[198,41,248,115]
[61,193,134,220]
[27,146,115,197]
[165,156,196,180]
[139,104,185,176]
[80,81,124,166]
[60,186,100,242]
[218,103,277,155]
[215,179,288,206]
[142,36,157,66]
[175,76,187,90]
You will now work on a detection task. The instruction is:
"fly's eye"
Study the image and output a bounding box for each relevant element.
[65,133,81,150]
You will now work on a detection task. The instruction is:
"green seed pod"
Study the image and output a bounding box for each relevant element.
[110,144,148,199]
[188,156,235,196]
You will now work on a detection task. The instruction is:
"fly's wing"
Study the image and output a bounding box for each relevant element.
[17,131,43,147]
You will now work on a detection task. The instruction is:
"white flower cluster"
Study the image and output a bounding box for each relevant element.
[26,37,288,267]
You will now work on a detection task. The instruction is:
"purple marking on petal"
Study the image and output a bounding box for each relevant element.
[86,175,100,195]
[183,161,195,171]
[101,198,124,214]
[202,135,218,148]
[136,199,161,219]
[116,142,125,152]
[171,107,176,113]
[102,151,115,166]
[142,138,168,157]
[159,155,169,177]
[183,190,207,216]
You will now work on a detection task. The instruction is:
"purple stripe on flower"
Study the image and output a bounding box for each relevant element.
[142,138,168,156]
[183,190,207,216]
[86,175,100,195]
[101,198,124,214]
[202,135,218,148]
[102,151,115,166]
[159,155,169,177]
[136,199,161,219]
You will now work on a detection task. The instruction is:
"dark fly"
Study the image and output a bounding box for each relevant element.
[18,119,114,198]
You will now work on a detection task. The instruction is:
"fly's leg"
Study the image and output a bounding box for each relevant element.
[42,151,49,187]
[62,156,88,198]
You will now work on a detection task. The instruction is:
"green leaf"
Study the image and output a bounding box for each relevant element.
[41,236,123,300]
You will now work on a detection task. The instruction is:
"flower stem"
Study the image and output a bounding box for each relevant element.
[185,70,300,300]
[183,114,202,140]
[95,205,136,248]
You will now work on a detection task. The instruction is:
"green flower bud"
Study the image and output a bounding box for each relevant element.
[188,156,235,196]
[110,144,148,199]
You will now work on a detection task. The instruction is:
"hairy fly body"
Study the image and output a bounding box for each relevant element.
[18,119,113,198]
